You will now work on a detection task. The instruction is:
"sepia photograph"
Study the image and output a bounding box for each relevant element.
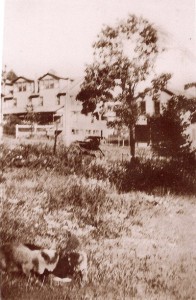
[0,0,196,299]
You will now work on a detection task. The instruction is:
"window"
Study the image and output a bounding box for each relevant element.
[17,82,27,92]
[31,97,43,107]
[13,98,17,106]
[56,96,60,105]
[72,111,79,122]
[140,101,146,114]
[154,101,160,115]
[75,129,79,135]
[40,97,43,106]
[93,130,99,135]
[43,79,55,89]
[72,129,79,135]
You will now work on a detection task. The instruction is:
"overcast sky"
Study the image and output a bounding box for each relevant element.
[1,0,196,90]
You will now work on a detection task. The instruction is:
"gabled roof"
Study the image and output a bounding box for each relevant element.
[38,72,73,81]
[12,76,34,83]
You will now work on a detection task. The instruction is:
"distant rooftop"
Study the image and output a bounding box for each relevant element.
[12,76,34,83]
[38,72,73,81]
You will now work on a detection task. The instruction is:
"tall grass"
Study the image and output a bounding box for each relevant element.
[1,143,195,195]
[1,174,195,299]
[1,142,195,299]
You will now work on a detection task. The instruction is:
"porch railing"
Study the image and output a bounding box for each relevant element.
[15,124,55,139]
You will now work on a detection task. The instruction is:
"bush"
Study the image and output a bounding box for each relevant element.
[119,158,196,194]
[150,95,196,158]
[2,143,195,195]
[3,115,22,136]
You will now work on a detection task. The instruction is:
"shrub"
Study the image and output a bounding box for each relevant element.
[119,158,196,194]
[2,142,195,195]
[150,95,196,158]
[3,115,22,136]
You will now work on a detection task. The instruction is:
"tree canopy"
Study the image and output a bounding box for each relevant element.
[6,70,18,82]
[77,14,171,157]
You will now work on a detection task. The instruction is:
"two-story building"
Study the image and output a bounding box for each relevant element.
[135,88,174,145]
[3,73,71,124]
[1,72,112,142]
[2,70,195,149]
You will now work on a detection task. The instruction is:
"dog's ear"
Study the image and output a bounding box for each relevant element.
[41,250,59,264]
[41,251,50,263]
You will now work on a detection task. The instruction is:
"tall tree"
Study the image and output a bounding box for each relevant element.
[77,14,170,158]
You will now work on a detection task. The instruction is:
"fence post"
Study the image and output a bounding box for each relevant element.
[16,124,18,139]
[34,123,37,136]
[118,135,120,147]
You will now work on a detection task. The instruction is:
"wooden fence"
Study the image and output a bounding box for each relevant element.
[15,124,55,139]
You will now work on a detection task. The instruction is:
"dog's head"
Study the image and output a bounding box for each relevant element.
[41,250,59,265]
[29,249,59,275]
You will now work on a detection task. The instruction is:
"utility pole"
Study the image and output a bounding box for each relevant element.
[63,79,72,147]
[0,65,6,143]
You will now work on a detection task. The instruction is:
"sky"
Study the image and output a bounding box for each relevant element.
[1,0,196,91]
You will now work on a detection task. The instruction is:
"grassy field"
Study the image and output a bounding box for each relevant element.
[0,139,196,299]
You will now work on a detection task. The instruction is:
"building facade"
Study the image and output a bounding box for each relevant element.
[2,70,195,149]
[1,72,112,142]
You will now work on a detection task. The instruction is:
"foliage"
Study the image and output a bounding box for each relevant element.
[184,82,196,90]
[150,95,196,157]
[122,158,195,194]
[3,114,22,136]
[6,69,18,82]
[1,142,195,195]
[25,103,41,126]
[77,14,171,156]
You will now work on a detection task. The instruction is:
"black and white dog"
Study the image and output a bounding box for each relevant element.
[48,250,88,285]
[0,243,59,277]
[0,242,88,285]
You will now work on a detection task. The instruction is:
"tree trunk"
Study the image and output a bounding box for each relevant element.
[53,130,58,155]
[129,125,135,159]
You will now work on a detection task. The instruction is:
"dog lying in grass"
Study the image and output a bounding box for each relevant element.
[0,242,88,286]
[46,250,88,285]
